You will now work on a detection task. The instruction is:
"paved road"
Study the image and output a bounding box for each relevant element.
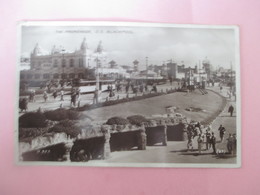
[20,81,179,113]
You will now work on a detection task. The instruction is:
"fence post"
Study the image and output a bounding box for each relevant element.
[163,124,168,146]
[63,141,74,162]
[101,125,111,159]
[138,124,147,150]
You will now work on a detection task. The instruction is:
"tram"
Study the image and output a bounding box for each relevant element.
[72,79,116,94]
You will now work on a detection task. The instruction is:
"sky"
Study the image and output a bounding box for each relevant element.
[21,24,238,70]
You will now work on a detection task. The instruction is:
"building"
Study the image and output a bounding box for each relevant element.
[20,38,91,86]
[20,39,127,87]
[202,57,212,80]
[167,62,185,80]
[167,61,208,86]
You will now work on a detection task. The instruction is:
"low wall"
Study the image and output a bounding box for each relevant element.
[22,142,67,161]
[20,121,186,162]
[167,123,186,141]
[70,136,106,161]
[145,126,167,146]
[110,130,143,152]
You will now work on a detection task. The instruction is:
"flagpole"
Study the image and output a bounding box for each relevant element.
[95,41,103,103]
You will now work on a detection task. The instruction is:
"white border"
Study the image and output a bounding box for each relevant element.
[16,21,241,168]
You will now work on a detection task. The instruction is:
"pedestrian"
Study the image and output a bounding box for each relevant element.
[205,130,211,150]
[187,131,194,151]
[19,98,28,112]
[228,105,234,117]
[70,90,77,107]
[140,84,144,93]
[77,89,81,108]
[195,122,202,134]
[211,132,217,154]
[53,90,58,100]
[227,134,233,154]
[43,91,48,102]
[218,125,226,142]
[232,134,237,156]
[197,134,203,154]
[145,84,148,92]
[60,89,64,101]
[93,88,98,104]
[126,84,129,93]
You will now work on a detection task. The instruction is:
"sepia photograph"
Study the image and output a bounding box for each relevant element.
[16,22,240,167]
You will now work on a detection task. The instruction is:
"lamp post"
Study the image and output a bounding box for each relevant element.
[146,56,148,83]
[61,49,65,80]
[230,61,233,92]
[94,41,103,104]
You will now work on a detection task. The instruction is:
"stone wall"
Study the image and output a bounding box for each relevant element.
[167,123,186,141]
[20,119,186,162]
[145,125,167,146]
[22,142,67,161]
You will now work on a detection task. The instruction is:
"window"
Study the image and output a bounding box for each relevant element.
[20,74,25,79]
[53,59,58,67]
[27,74,33,79]
[79,58,83,67]
[43,74,50,79]
[61,73,67,79]
[62,59,66,67]
[70,59,74,67]
[53,73,59,79]
[78,73,84,79]
[34,74,40,79]
[69,73,75,79]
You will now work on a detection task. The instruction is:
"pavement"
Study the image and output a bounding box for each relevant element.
[20,82,180,114]
[101,85,238,165]
[19,83,238,165]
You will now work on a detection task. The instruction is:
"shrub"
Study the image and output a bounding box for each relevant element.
[19,128,49,141]
[19,112,47,128]
[44,108,81,121]
[106,117,129,125]
[48,120,81,138]
[127,115,147,126]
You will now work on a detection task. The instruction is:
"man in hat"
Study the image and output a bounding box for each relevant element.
[228,105,234,117]
[211,132,217,154]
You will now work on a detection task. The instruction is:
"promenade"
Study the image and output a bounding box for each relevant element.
[102,86,237,164]
[19,83,238,164]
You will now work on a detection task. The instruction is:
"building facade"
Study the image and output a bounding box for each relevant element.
[20,38,93,86]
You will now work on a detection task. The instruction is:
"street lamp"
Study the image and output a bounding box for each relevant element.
[146,56,148,83]
[94,41,103,103]
[61,49,65,80]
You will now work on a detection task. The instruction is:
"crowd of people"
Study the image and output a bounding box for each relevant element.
[186,122,237,156]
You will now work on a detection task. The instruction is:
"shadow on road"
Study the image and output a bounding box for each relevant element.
[219,115,236,118]
[213,154,237,159]
[179,152,214,156]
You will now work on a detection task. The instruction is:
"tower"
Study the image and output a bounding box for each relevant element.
[80,38,87,52]
[202,57,211,80]
[31,43,41,56]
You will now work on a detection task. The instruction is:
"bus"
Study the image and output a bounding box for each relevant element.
[72,79,116,94]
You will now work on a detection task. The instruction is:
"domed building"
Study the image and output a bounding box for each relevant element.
[20,38,94,86]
